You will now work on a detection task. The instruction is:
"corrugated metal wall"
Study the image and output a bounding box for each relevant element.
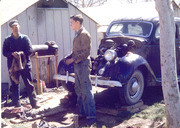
[1,3,99,85]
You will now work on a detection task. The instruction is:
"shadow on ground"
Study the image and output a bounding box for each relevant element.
[40,86,164,128]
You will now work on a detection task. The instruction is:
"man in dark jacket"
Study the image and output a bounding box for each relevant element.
[66,14,96,126]
[3,20,39,108]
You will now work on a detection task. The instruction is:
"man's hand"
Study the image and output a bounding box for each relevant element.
[65,58,74,65]
[12,51,24,59]
[12,52,19,59]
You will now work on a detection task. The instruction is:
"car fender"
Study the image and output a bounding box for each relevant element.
[58,56,95,75]
[114,53,156,84]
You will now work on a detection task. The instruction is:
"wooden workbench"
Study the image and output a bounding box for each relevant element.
[32,51,58,95]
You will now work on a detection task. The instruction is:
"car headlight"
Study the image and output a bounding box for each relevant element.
[104,49,117,61]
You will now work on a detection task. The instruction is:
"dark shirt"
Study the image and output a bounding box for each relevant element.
[3,33,33,69]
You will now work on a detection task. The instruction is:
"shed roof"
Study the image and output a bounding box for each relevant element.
[1,0,40,25]
[1,0,98,26]
[173,0,180,7]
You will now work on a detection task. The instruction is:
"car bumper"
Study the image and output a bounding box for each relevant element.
[53,74,122,87]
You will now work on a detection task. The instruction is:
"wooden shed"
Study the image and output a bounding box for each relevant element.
[1,0,99,87]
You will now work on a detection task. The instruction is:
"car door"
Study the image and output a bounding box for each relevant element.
[176,22,180,77]
[149,25,161,79]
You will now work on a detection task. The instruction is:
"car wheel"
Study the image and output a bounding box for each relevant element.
[60,81,75,93]
[119,70,144,105]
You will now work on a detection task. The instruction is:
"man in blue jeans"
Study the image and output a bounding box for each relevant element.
[65,14,96,126]
[3,20,39,109]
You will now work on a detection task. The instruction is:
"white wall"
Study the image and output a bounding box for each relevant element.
[1,3,99,86]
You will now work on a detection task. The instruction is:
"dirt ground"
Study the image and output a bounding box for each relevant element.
[1,86,166,128]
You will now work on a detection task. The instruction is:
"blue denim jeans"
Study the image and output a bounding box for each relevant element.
[74,59,96,119]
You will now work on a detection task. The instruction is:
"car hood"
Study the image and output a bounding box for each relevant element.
[100,35,147,49]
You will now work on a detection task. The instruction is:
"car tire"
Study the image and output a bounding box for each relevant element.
[60,81,75,93]
[119,70,144,105]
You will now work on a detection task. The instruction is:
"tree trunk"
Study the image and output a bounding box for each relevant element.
[155,0,180,127]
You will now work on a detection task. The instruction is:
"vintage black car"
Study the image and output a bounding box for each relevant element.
[54,16,180,105]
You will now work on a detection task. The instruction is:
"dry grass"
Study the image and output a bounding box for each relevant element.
[132,100,166,121]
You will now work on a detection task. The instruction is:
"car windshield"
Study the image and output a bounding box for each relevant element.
[107,21,153,37]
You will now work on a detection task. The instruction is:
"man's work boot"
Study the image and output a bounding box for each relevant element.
[32,104,40,109]
[86,118,97,127]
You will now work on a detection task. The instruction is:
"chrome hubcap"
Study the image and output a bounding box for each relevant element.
[129,79,140,99]
[132,81,139,93]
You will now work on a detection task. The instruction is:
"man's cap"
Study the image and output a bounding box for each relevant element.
[9,20,19,27]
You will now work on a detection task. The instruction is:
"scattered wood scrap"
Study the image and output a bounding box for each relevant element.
[154,121,165,128]
[120,100,148,113]
[19,105,66,123]
[38,96,53,103]
[31,114,79,128]
[1,119,12,128]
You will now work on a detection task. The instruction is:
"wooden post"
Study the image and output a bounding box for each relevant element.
[55,50,58,87]
[35,52,41,95]
[47,57,50,87]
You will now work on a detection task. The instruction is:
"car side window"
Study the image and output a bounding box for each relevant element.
[156,24,180,40]
[155,26,160,39]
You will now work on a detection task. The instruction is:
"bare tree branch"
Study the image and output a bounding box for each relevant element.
[68,0,107,8]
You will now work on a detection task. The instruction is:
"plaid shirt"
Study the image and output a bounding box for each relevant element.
[72,27,91,63]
